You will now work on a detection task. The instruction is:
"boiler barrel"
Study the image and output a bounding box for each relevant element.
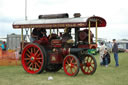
[70,48,87,54]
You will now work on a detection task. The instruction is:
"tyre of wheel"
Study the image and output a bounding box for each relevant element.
[63,54,80,76]
[80,54,97,75]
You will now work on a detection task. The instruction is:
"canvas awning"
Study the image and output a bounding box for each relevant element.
[13,16,106,29]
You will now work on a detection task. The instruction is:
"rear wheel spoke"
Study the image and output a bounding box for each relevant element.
[36,58,42,60]
[32,63,34,71]
[24,58,30,60]
[27,50,31,55]
[37,60,42,64]
[35,62,40,68]
[28,63,33,69]
[26,60,31,65]
[34,49,40,56]
[31,47,33,53]
[26,53,31,57]
[36,53,41,58]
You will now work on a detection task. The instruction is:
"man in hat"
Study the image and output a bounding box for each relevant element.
[112,39,119,67]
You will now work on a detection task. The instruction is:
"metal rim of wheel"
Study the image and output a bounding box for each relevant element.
[80,54,97,75]
[63,54,80,76]
[21,43,45,74]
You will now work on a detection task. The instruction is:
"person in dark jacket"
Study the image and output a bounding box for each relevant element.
[103,48,111,67]
[112,39,119,67]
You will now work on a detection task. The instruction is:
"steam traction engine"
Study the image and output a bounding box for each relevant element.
[13,13,106,76]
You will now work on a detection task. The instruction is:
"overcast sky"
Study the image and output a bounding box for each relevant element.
[0,0,128,41]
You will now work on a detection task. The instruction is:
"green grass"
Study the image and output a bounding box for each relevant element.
[0,53,128,85]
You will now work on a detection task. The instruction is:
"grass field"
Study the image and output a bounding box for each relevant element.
[0,53,128,85]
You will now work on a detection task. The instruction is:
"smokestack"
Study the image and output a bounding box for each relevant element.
[74,13,81,18]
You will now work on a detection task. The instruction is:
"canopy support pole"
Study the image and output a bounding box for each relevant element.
[88,20,91,44]
[50,28,52,38]
[21,28,23,42]
[30,28,32,35]
[57,29,59,35]
[21,28,24,51]
[95,20,98,44]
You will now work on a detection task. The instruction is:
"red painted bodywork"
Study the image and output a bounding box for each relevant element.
[49,52,63,64]
[51,39,62,48]
[78,44,97,49]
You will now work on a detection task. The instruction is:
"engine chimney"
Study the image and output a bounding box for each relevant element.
[74,13,81,18]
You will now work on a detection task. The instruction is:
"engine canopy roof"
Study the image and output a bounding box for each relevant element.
[13,15,106,29]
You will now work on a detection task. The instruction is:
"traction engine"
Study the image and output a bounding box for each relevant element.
[13,13,106,76]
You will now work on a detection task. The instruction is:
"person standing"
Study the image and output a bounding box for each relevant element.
[112,39,119,67]
[99,42,106,65]
[107,41,112,53]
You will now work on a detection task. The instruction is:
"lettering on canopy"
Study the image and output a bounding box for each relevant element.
[13,23,87,28]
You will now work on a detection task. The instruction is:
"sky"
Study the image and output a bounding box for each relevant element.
[0,0,128,41]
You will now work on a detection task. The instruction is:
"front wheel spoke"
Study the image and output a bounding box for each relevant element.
[91,62,95,64]
[90,65,94,70]
[70,58,74,63]
[87,67,91,72]
[66,65,70,69]
[83,66,87,71]
[69,57,72,63]
[86,58,89,63]
[72,66,77,71]
[66,60,69,64]
[89,58,93,63]
[70,68,73,74]
[72,63,77,68]
[72,61,77,65]
[86,56,89,61]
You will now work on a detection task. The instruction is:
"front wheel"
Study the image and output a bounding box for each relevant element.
[63,54,80,76]
[80,54,97,75]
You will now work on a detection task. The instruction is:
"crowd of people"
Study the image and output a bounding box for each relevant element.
[99,39,119,67]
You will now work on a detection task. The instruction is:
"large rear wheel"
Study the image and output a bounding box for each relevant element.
[80,54,97,75]
[63,54,80,76]
[21,43,46,74]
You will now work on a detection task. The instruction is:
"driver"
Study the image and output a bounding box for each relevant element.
[62,28,74,47]
[30,28,39,42]
[38,28,47,39]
